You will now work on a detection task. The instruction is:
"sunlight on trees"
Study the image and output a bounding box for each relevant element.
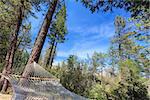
[0,0,149,99]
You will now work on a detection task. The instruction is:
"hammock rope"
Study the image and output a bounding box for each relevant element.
[0,62,87,100]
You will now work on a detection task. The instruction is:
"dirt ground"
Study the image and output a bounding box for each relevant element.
[0,93,11,100]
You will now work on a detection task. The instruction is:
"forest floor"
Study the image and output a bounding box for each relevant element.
[0,93,11,100]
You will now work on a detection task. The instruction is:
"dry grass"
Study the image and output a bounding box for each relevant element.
[0,93,11,100]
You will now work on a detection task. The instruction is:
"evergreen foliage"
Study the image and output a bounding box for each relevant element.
[0,0,149,99]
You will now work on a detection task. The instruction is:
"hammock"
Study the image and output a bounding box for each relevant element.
[2,62,87,100]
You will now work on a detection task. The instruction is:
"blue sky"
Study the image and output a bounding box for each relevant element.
[29,0,131,64]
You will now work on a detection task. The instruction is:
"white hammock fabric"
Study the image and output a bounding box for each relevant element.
[3,62,87,100]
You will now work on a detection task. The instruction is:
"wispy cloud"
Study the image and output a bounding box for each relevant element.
[55,22,115,62]
[52,0,116,63]
[57,47,107,59]
[68,22,115,39]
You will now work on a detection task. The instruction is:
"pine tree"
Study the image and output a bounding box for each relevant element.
[0,0,26,92]
[26,0,59,64]
[91,52,107,75]
[20,0,59,89]
[111,60,149,100]
[0,0,45,92]
[44,4,67,68]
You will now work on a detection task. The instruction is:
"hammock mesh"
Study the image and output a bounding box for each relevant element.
[3,62,87,100]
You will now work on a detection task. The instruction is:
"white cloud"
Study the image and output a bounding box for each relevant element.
[57,48,104,59]
[68,22,115,39]
[55,22,115,63]
[57,40,108,59]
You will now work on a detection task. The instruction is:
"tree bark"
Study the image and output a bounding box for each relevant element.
[0,0,24,92]
[20,0,58,84]
[45,40,55,68]
[49,42,57,67]
[45,31,58,68]
[27,0,58,64]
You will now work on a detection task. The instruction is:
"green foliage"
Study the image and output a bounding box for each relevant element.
[111,60,149,100]
[91,52,107,73]
[89,84,107,100]
[18,23,32,49]
[43,3,67,67]
[107,16,150,100]
[115,16,126,33]
[0,0,39,71]
[119,59,140,77]
[46,63,65,78]
[13,50,30,74]
[0,32,9,64]
[112,81,149,100]
[49,52,149,99]
[66,55,78,69]
[48,4,67,43]
[60,55,93,97]
[78,1,149,22]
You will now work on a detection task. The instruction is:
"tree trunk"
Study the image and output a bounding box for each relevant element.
[45,40,55,68]
[118,33,122,59]
[45,31,58,68]
[1,36,20,92]
[49,42,57,67]
[27,0,58,64]
[0,0,24,92]
[20,0,58,84]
